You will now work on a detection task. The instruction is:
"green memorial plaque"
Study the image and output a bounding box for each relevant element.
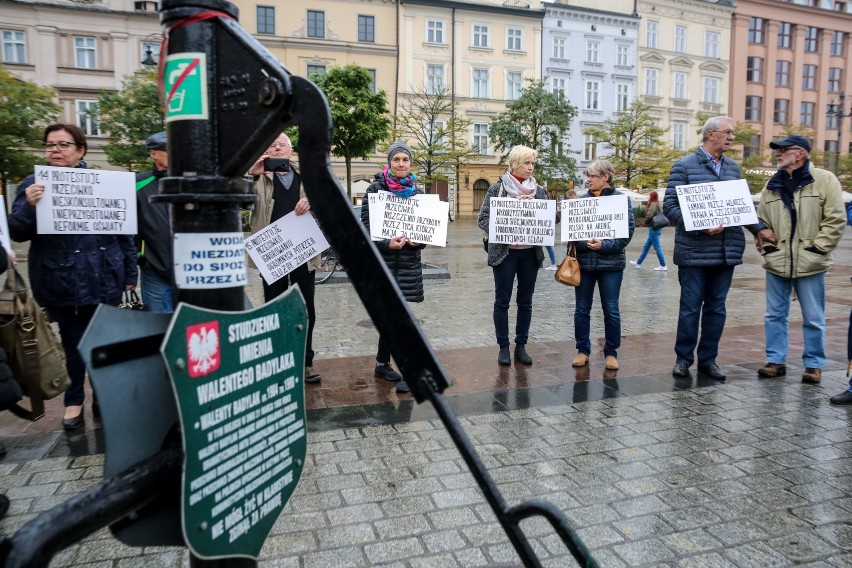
[161,289,308,560]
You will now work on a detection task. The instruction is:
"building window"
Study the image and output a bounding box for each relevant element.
[747,57,763,83]
[307,10,324,38]
[616,83,629,112]
[748,17,765,44]
[585,80,600,110]
[74,36,96,69]
[1,29,26,64]
[358,15,375,43]
[831,31,845,56]
[674,26,687,53]
[646,20,658,48]
[616,44,629,66]
[506,28,522,51]
[704,31,719,58]
[672,122,686,150]
[825,140,839,171]
[365,69,376,92]
[827,112,839,130]
[644,68,658,96]
[140,41,160,67]
[552,36,566,59]
[256,6,274,35]
[829,68,842,92]
[551,76,566,99]
[473,24,489,48]
[775,61,790,87]
[76,100,100,136]
[472,68,489,98]
[800,101,815,127]
[306,64,326,78]
[774,99,789,124]
[745,95,762,122]
[506,71,522,100]
[426,64,444,94]
[673,72,686,99]
[586,41,599,63]
[702,77,719,104]
[777,23,792,48]
[584,133,597,161]
[804,27,819,52]
[802,64,817,89]
[473,123,489,154]
[744,135,761,161]
[427,19,444,44]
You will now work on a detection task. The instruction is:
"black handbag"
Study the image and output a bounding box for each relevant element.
[118,289,146,311]
[650,211,669,229]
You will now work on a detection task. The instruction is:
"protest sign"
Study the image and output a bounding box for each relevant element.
[487,197,557,246]
[560,194,629,241]
[34,166,136,235]
[244,211,330,285]
[675,179,758,231]
[367,191,448,247]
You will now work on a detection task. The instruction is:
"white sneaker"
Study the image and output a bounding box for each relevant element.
[629,260,641,268]
[544,265,558,271]
[654,266,667,271]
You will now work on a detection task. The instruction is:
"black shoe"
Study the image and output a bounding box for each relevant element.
[62,412,84,431]
[697,364,726,380]
[672,363,690,377]
[498,347,511,366]
[395,379,411,393]
[304,365,321,384]
[830,390,852,405]
[514,345,532,365]
[374,363,402,382]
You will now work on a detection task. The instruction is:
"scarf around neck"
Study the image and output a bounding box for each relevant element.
[382,166,417,197]
[501,171,537,198]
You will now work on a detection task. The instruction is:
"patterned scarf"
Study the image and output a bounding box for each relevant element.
[383,166,417,197]
[501,172,537,198]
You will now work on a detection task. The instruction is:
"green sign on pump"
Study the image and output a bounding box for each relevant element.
[161,289,308,560]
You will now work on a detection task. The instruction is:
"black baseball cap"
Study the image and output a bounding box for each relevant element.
[769,135,811,153]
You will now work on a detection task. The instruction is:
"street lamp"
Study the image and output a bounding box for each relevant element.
[826,91,852,175]
[140,34,163,67]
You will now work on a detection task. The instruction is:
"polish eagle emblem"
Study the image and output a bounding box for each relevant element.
[186,321,220,377]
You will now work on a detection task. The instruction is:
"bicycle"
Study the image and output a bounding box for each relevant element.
[316,248,338,284]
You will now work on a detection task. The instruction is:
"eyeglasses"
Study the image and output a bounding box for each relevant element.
[585,172,604,178]
[268,142,291,149]
[775,146,802,154]
[43,141,77,150]
[713,129,735,136]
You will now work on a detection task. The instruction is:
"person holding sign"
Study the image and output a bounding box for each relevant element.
[248,133,322,384]
[8,124,138,430]
[664,116,771,381]
[360,141,425,394]
[478,145,549,367]
[570,159,634,371]
[755,136,846,387]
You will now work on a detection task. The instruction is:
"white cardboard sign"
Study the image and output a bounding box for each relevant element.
[244,211,330,285]
[675,179,758,231]
[560,194,630,241]
[34,166,136,235]
[0,212,11,255]
[367,191,448,247]
[487,197,557,246]
[173,232,247,289]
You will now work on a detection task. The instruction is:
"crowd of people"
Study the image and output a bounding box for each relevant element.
[6,116,851,432]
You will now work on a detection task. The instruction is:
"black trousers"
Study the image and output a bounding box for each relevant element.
[262,263,316,366]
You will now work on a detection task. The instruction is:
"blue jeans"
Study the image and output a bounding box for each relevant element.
[140,267,174,313]
[765,271,825,368]
[675,265,734,367]
[636,227,666,266]
[492,248,539,348]
[574,269,624,358]
[544,246,556,265]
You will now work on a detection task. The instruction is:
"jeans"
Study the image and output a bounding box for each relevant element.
[675,265,735,367]
[46,303,107,407]
[140,267,174,313]
[574,269,624,358]
[262,263,316,366]
[636,227,666,267]
[544,246,556,265]
[492,248,539,348]
[765,271,825,368]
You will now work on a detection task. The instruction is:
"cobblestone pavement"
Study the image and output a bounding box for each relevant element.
[0,220,851,567]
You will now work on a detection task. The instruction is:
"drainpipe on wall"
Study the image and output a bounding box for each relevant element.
[451,7,458,220]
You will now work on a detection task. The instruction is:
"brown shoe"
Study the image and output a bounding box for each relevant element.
[572,353,589,367]
[605,356,619,370]
[802,368,822,384]
[757,363,786,378]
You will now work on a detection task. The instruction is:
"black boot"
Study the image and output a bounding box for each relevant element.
[514,344,533,365]
[497,347,511,366]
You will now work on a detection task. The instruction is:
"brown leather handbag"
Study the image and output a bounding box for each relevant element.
[554,243,581,287]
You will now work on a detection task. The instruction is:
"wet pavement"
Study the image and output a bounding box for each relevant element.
[1,220,851,566]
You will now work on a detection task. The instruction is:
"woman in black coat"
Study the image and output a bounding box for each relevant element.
[360,141,425,394]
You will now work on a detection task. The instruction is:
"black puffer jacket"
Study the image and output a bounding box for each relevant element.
[360,173,426,303]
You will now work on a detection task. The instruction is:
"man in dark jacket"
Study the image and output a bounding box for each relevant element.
[664,116,771,380]
[135,132,173,312]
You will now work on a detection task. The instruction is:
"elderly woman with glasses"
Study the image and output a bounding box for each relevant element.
[570,159,634,371]
[8,123,138,430]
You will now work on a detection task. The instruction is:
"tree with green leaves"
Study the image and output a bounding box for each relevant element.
[311,65,391,195]
[97,70,163,171]
[488,78,578,183]
[393,85,480,190]
[0,66,60,196]
[584,99,681,189]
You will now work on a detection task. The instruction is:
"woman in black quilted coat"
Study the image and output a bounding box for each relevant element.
[360,141,425,394]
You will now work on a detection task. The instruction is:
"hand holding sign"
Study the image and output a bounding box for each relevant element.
[675,179,758,232]
[367,191,448,247]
